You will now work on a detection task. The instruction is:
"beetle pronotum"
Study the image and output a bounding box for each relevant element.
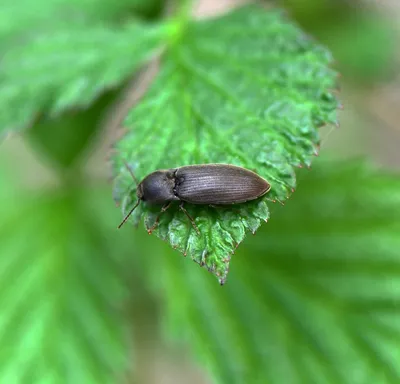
[118,163,271,234]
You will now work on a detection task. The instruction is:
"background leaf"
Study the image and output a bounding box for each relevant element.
[112,5,340,283]
[0,21,169,137]
[133,158,400,384]
[0,0,163,40]
[0,175,134,383]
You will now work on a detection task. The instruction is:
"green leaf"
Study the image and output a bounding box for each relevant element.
[0,0,163,40]
[0,21,169,137]
[112,5,340,283]
[136,158,400,384]
[0,178,133,382]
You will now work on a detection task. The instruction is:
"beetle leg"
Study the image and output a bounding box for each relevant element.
[147,202,172,234]
[179,202,200,235]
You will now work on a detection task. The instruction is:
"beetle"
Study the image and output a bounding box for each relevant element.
[118,163,271,234]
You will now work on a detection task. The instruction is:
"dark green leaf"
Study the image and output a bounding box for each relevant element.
[112,5,340,283]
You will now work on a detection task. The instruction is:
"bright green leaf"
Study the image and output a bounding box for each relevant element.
[0,178,133,383]
[0,0,163,40]
[136,158,400,384]
[112,5,340,283]
[0,21,169,136]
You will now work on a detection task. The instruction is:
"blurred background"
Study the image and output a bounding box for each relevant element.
[0,0,399,383]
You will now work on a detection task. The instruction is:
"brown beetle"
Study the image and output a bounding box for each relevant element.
[118,164,271,234]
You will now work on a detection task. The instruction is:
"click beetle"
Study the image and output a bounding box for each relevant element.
[118,163,271,234]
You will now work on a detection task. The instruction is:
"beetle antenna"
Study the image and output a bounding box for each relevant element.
[118,198,141,229]
[123,160,139,186]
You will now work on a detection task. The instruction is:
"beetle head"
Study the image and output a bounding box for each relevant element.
[118,168,178,229]
[139,170,178,204]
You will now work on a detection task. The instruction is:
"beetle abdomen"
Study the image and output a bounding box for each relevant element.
[175,164,270,205]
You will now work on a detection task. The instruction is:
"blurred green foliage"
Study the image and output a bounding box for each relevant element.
[281,0,397,83]
[26,91,118,171]
[0,0,399,383]
[0,176,134,382]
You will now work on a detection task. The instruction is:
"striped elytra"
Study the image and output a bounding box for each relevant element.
[175,164,270,204]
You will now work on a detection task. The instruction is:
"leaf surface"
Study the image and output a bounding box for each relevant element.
[113,5,340,283]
